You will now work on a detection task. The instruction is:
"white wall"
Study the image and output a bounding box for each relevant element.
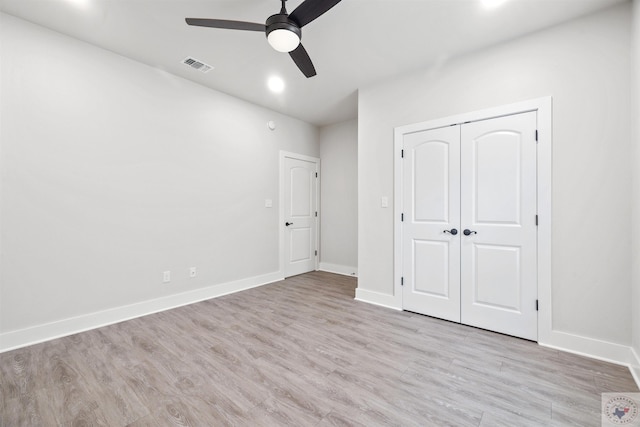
[319,119,358,276]
[632,0,640,379]
[358,4,632,351]
[0,14,319,350]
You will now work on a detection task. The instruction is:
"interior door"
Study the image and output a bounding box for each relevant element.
[402,126,461,322]
[460,112,538,340]
[284,156,318,277]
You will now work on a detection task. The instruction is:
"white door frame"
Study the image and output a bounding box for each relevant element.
[394,97,552,343]
[279,151,320,277]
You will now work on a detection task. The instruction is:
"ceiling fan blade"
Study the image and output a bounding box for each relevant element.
[185,18,266,32]
[289,44,317,78]
[289,0,342,27]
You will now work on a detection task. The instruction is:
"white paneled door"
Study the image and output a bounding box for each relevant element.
[284,156,318,277]
[402,126,461,322]
[460,113,538,340]
[402,111,538,341]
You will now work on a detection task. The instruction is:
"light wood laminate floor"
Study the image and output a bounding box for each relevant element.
[1,271,638,426]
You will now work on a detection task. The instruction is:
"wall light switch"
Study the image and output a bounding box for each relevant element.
[163,271,171,283]
[381,196,389,208]
[189,267,197,278]
[265,199,273,208]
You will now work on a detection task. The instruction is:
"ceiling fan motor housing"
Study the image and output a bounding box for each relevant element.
[266,14,302,41]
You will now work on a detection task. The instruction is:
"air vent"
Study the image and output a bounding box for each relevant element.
[181,57,213,73]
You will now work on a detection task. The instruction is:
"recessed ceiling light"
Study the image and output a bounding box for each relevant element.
[268,76,285,93]
[481,0,508,8]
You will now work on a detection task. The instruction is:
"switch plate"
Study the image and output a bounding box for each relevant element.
[189,267,197,278]
[163,271,171,283]
[381,196,389,208]
[265,199,273,208]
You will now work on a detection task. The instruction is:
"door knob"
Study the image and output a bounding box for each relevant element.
[444,228,458,235]
[463,229,477,236]
[285,222,294,226]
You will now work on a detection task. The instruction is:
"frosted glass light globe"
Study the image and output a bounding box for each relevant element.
[267,29,300,53]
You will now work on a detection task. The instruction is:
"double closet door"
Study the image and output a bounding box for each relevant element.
[401,112,538,341]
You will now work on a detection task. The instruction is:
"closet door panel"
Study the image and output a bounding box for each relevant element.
[402,126,461,322]
[460,112,538,341]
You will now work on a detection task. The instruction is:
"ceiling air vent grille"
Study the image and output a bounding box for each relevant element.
[182,57,213,73]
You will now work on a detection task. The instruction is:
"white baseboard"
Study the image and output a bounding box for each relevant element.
[318,262,358,277]
[539,330,635,367]
[354,288,401,311]
[539,330,640,388]
[631,347,640,389]
[0,271,283,353]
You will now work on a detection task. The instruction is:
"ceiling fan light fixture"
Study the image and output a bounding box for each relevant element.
[267,29,300,52]
[266,13,301,53]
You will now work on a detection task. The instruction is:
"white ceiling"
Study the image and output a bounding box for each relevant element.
[0,0,625,126]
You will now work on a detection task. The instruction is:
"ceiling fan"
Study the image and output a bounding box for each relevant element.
[185,0,342,78]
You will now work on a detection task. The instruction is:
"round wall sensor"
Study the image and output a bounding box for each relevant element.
[267,121,276,131]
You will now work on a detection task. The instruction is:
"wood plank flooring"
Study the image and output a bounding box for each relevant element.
[1,271,638,426]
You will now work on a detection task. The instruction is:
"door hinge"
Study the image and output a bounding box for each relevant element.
[535,130,539,142]
[536,300,539,311]
[535,215,538,226]
[401,277,404,286]
[315,172,318,178]
[401,213,404,222]
[401,149,404,158]
[315,211,318,217]
[315,250,318,256]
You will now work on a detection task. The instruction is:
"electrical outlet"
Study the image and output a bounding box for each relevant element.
[189,267,197,278]
[163,271,171,283]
